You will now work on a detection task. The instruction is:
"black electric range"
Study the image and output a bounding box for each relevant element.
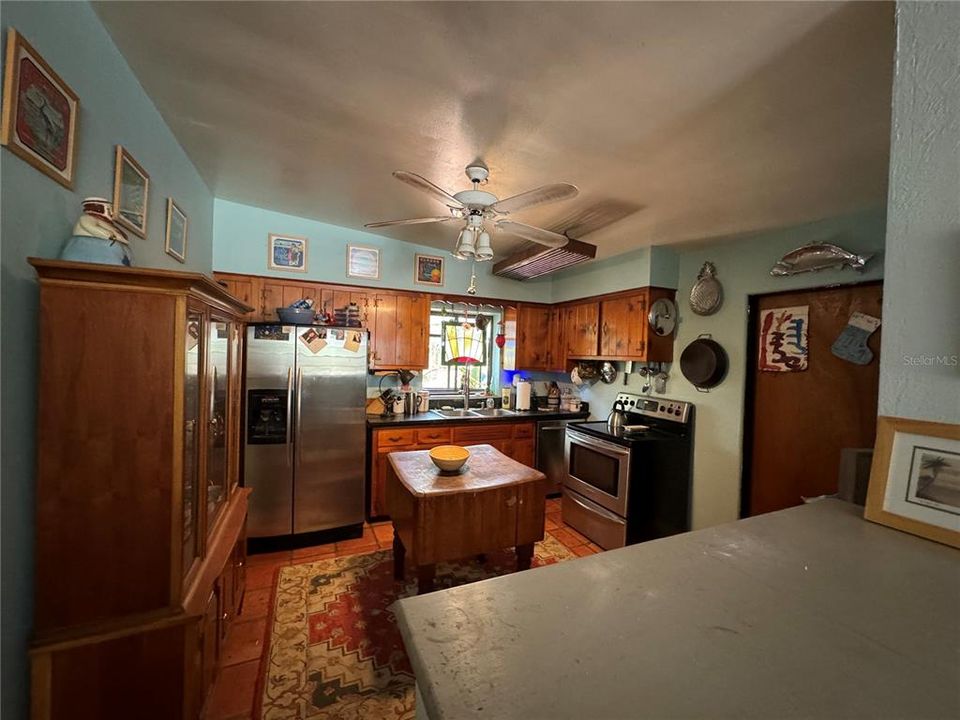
[563,394,694,549]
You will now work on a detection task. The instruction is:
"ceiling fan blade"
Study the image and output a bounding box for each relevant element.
[364,216,456,228]
[490,183,579,215]
[393,171,465,209]
[496,220,569,249]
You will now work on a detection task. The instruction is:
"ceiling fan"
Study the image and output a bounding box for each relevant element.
[365,162,579,260]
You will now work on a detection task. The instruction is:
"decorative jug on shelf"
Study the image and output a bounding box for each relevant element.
[60,197,133,266]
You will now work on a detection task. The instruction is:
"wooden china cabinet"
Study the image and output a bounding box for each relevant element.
[29,260,252,720]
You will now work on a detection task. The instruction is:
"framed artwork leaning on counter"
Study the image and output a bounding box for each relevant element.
[865,416,960,549]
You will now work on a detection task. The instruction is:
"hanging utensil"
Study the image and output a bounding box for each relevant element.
[623,360,633,385]
[654,372,668,395]
[600,361,618,384]
[680,334,729,391]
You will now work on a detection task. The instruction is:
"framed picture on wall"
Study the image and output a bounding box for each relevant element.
[346,245,380,280]
[415,253,445,287]
[112,145,150,238]
[268,233,308,272]
[0,28,79,189]
[164,199,188,263]
[865,416,960,548]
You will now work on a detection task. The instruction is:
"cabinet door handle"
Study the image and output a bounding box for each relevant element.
[388,435,402,442]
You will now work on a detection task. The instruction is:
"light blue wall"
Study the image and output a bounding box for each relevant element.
[649,245,681,288]
[550,246,653,303]
[575,207,887,529]
[213,199,552,302]
[0,2,215,716]
[878,2,960,423]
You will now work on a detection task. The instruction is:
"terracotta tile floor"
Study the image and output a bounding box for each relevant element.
[206,497,601,719]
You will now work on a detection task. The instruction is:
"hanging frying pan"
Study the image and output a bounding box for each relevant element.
[680,334,728,391]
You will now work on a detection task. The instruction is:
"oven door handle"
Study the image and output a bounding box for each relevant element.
[566,490,626,524]
[566,429,631,458]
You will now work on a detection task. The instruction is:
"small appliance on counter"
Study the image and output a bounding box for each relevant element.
[564,393,694,550]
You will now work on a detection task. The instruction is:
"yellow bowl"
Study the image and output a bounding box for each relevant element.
[429,445,470,472]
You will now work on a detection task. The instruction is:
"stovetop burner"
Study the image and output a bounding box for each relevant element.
[568,395,693,447]
[569,421,680,446]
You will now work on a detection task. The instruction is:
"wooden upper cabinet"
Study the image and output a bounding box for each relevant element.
[281,283,317,309]
[546,307,566,371]
[212,271,672,366]
[371,292,430,369]
[600,292,647,357]
[396,294,429,368]
[371,293,398,367]
[259,280,285,321]
[319,287,372,327]
[564,302,600,358]
[515,304,552,370]
[596,289,674,362]
[216,275,256,315]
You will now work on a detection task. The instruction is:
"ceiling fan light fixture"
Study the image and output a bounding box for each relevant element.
[454,227,476,259]
[474,231,493,261]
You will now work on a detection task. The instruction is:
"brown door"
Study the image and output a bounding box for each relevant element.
[745,282,882,516]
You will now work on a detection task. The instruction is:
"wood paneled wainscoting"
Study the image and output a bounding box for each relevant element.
[29,260,252,720]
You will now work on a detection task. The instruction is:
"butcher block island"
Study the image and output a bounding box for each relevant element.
[386,444,547,594]
[28,260,252,720]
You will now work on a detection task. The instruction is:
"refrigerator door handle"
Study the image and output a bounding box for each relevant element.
[286,367,293,467]
[295,367,303,469]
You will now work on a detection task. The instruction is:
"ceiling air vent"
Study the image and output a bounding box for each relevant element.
[492,238,597,280]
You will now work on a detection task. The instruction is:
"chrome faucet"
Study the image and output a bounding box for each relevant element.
[461,369,472,411]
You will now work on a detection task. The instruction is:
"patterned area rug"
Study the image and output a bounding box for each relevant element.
[260,535,576,719]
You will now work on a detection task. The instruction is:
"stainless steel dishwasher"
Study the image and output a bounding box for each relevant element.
[537,419,575,495]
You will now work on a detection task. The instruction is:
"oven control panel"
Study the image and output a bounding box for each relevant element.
[614,393,692,424]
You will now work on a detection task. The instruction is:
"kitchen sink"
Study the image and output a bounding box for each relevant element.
[470,408,516,417]
[432,409,479,418]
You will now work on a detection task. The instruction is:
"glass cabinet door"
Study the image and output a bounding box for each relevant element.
[182,311,203,579]
[228,321,241,493]
[206,319,230,532]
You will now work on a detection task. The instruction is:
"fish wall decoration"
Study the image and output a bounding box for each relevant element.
[771,242,873,277]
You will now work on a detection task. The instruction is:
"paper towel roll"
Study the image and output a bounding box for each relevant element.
[516,381,532,411]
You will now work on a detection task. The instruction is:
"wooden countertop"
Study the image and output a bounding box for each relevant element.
[387,444,545,496]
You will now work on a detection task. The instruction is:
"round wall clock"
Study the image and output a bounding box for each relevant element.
[648,297,678,336]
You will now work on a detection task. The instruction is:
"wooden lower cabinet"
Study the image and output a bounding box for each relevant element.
[370,421,539,517]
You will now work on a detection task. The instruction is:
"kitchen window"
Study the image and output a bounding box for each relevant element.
[421,303,498,394]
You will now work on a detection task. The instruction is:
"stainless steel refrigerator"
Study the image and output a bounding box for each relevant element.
[244,324,367,538]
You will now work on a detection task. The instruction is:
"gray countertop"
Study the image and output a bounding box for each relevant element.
[393,500,960,720]
[366,409,589,427]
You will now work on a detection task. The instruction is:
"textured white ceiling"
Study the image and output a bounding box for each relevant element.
[94,1,894,260]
